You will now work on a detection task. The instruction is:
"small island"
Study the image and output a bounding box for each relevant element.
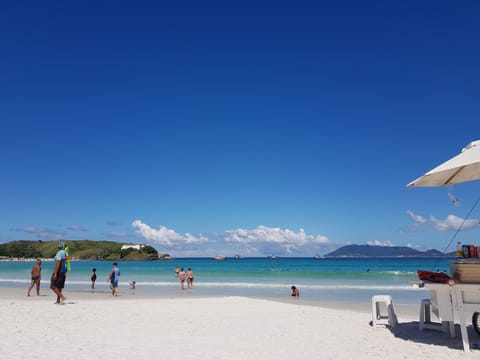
[323,244,454,258]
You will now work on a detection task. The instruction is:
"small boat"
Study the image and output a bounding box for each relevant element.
[213,256,226,260]
[233,255,243,259]
[267,255,279,259]
[417,270,451,284]
[314,255,324,259]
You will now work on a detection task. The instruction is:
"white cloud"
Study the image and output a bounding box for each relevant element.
[406,210,480,231]
[131,220,208,247]
[225,225,328,245]
[225,225,329,254]
[367,240,394,246]
[406,210,427,224]
[130,221,330,256]
[406,243,423,250]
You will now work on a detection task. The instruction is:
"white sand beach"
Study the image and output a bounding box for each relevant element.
[0,288,478,360]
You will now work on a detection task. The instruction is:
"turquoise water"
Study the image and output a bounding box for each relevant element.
[0,257,453,304]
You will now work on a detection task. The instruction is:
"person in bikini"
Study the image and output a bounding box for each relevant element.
[179,267,186,290]
[187,267,194,289]
[27,259,42,296]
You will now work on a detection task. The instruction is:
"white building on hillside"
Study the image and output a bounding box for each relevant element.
[121,243,146,251]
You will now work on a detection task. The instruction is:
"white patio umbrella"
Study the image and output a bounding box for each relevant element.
[407,140,480,187]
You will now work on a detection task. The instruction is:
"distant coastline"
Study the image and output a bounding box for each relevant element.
[0,241,456,260]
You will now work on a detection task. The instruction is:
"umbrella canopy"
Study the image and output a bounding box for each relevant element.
[407,140,480,187]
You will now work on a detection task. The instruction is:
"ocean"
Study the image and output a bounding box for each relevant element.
[0,257,453,305]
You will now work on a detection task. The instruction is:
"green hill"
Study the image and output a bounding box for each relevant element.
[0,240,164,260]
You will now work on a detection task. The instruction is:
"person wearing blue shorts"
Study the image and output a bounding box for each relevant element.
[108,262,120,296]
[50,241,67,304]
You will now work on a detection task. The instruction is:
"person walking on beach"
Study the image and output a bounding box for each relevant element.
[179,267,186,289]
[291,285,299,297]
[108,262,120,296]
[90,268,97,290]
[27,259,42,296]
[187,267,194,289]
[50,241,68,304]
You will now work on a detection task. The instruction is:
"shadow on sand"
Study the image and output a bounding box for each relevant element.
[371,320,480,351]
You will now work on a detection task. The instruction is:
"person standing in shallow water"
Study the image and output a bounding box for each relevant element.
[291,285,299,297]
[90,268,97,290]
[179,267,186,289]
[27,259,42,296]
[187,267,194,289]
[108,262,120,296]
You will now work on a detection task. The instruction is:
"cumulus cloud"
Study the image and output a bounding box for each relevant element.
[131,220,208,247]
[406,211,427,224]
[406,243,422,250]
[131,221,330,256]
[367,240,394,246]
[226,225,328,244]
[406,210,480,231]
[225,225,329,254]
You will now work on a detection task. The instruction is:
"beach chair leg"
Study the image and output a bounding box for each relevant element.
[446,321,455,338]
[372,295,396,327]
[388,302,398,327]
[419,299,448,333]
[452,289,470,352]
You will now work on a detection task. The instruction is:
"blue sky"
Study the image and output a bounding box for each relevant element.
[1,1,480,257]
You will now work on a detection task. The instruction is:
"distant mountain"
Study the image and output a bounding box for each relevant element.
[324,244,453,258]
[423,249,447,257]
